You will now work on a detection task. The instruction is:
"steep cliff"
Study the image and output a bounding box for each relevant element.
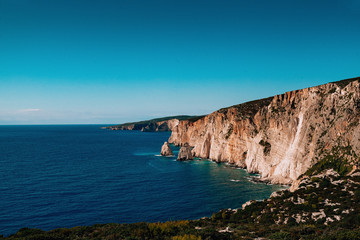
[169,77,360,185]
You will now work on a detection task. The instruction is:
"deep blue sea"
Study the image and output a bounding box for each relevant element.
[0,125,284,236]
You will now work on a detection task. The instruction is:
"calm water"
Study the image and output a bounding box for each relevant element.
[0,125,284,236]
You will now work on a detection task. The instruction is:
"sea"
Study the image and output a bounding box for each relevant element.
[0,125,285,236]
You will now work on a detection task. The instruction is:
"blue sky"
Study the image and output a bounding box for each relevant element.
[1,0,359,124]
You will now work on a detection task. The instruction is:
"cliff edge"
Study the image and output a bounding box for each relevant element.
[169,77,360,185]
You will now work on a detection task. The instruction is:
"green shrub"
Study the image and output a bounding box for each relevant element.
[270,231,291,240]
[15,228,45,237]
[172,234,201,240]
[148,220,190,236]
[311,177,320,182]
[305,146,353,176]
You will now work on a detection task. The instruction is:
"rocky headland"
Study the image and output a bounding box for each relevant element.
[168,77,360,188]
[106,115,203,132]
[107,76,360,189]
[7,77,360,239]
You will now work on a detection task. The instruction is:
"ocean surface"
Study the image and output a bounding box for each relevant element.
[0,125,284,236]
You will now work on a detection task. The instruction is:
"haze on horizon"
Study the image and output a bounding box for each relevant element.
[1,0,359,124]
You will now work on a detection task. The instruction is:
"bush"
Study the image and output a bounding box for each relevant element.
[148,220,190,236]
[15,228,45,237]
[172,234,201,240]
[270,231,291,240]
[305,146,353,177]
[311,177,320,182]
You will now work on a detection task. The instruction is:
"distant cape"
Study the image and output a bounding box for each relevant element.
[106,115,204,132]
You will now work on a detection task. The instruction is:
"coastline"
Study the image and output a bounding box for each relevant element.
[0,127,283,237]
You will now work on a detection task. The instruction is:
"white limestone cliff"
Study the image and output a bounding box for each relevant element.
[168,77,360,186]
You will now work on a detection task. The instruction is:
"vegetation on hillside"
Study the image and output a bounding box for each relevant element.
[331,77,360,89]
[304,145,356,177]
[218,97,274,119]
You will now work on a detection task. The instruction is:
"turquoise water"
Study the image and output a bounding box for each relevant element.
[0,125,284,236]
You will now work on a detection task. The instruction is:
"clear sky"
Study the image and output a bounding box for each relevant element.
[1,0,359,124]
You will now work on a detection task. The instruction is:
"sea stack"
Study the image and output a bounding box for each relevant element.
[161,142,173,156]
[177,143,193,161]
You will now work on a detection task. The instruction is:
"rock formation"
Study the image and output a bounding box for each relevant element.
[161,142,173,156]
[168,77,360,185]
[177,144,194,161]
[106,115,202,132]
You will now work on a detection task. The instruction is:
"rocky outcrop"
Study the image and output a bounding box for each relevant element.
[107,115,201,132]
[161,142,174,156]
[108,119,180,132]
[242,200,257,209]
[168,77,360,185]
[290,169,340,192]
[177,144,194,161]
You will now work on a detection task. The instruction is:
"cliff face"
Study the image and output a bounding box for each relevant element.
[108,119,180,132]
[169,77,360,185]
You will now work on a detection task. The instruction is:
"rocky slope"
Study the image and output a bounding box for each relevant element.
[107,115,202,132]
[169,77,360,185]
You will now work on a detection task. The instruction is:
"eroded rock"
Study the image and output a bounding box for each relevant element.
[161,142,173,156]
[177,144,193,161]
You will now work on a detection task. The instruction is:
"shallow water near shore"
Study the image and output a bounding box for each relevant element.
[0,125,284,236]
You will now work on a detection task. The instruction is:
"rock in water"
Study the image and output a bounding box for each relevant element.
[177,144,193,161]
[161,142,173,156]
